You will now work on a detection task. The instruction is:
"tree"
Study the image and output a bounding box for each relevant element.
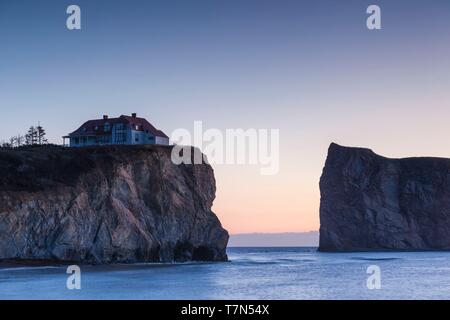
[7,135,25,148]
[2,124,48,148]
[16,134,25,147]
[25,126,38,145]
[36,124,48,145]
[9,136,17,148]
[1,141,11,148]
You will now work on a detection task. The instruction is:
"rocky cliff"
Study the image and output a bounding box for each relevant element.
[319,143,450,251]
[0,145,228,264]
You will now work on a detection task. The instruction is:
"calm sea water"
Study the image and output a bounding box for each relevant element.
[1,247,450,300]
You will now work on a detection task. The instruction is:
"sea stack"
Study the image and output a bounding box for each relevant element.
[319,143,450,251]
[0,145,228,264]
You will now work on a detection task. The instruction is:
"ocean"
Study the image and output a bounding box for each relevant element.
[1,247,450,300]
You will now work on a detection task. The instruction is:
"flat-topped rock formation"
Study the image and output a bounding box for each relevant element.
[319,143,450,251]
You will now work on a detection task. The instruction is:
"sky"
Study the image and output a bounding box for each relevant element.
[1,0,449,234]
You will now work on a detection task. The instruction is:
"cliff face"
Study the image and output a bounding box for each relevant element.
[0,145,228,264]
[319,143,450,251]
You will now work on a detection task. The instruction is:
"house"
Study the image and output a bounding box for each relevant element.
[63,113,169,147]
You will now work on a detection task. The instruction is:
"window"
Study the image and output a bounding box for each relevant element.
[104,123,110,132]
[114,123,127,144]
[135,125,139,130]
[74,137,79,144]
[135,133,139,142]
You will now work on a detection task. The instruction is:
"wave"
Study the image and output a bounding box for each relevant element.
[350,257,401,261]
[0,266,63,272]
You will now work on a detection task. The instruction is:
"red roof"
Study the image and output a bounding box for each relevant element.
[69,115,169,138]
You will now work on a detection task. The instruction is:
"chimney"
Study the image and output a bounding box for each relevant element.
[103,115,108,120]
[132,113,137,118]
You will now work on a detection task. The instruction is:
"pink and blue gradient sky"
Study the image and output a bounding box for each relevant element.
[1,0,449,233]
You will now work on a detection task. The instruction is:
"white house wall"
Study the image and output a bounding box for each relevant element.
[155,136,169,145]
[130,130,147,145]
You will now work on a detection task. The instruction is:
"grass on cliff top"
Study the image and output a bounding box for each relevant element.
[0,144,174,192]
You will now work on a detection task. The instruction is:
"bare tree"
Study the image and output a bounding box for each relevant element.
[16,134,25,147]
[9,136,17,148]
